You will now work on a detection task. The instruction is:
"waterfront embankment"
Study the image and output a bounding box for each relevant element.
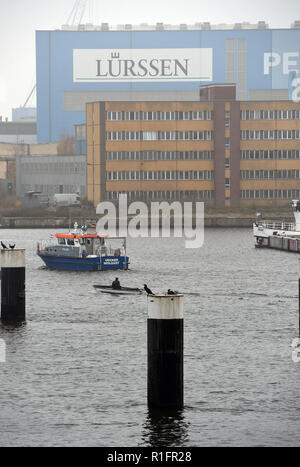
[0,214,293,229]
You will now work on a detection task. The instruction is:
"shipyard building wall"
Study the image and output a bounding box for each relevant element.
[15,154,86,199]
[36,28,300,143]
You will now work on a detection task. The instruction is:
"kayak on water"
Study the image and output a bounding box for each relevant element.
[93,285,143,295]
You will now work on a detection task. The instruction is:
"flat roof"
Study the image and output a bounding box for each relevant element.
[38,23,300,33]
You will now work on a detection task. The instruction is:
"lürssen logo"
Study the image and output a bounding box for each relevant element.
[73,48,213,83]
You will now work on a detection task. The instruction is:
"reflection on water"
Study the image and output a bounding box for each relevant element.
[141,409,190,447]
[0,322,27,333]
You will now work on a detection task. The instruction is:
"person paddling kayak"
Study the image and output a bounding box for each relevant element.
[112,277,121,290]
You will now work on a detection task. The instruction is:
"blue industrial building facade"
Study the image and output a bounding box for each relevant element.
[36,28,300,143]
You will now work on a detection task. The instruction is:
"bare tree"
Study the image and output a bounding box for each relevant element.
[57,134,76,155]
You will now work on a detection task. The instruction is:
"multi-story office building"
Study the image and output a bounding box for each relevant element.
[240,102,300,206]
[85,89,300,208]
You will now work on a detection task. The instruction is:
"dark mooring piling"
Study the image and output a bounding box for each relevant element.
[1,249,26,323]
[147,294,184,410]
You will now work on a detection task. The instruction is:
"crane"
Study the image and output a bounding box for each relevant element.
[23,84,36,108]
[65,0,89,26]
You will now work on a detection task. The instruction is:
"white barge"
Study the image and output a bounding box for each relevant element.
[253,200,300,252]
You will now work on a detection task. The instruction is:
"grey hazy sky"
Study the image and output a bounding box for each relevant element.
[0,0,299,119]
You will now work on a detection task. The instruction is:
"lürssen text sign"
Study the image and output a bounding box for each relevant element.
[73,48,213,83]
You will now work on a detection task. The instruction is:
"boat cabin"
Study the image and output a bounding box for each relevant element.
[55,234,108,257]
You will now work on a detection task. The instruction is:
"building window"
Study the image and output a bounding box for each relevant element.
[106,111,122,121]
[106,131,123,141]
[160,131,176,140]
[125,131,140,141]
[124,111,140,121]
[177,111,190,120]
[142,111,158,121]
[159,111,176,121]
[241,189,300,200]
[177,131,190,140]
[75,125,86,140]
[142,131,158,141]
[192,111,205,120]
[160,151,176,160]
[143,151,157,161]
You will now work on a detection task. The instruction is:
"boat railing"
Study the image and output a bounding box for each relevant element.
[258,220,295,231]
[97,245,126,257]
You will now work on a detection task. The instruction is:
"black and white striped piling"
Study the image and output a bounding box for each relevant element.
[147,294,184,410]
[1,249,26,323]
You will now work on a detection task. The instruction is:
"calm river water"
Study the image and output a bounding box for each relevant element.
[0,228,299,447]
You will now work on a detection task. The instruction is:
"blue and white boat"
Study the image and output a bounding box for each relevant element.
[37,223,129,271]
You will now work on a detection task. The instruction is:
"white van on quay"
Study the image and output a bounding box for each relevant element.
[53,193,81,208]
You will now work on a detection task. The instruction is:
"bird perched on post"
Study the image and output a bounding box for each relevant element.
[1,241,7,249]
[144,284,154,295]
[9,244,15,250]
[167,289,176,295]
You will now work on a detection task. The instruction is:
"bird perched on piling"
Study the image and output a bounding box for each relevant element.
[167,289,176,295]
[1,241,7,249]
[9,244,15,250]
[144,284,154,295]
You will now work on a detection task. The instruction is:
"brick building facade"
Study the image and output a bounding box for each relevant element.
[86,93,300,208]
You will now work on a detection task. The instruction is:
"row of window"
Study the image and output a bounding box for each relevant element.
[241,110,300,121]
[106,151,213,161]
[241,170,300,180]
[106,110,213,121]
[241,190,300,200]
[106,131,213,141]
[21,162,86,175]
[241,130,300,140]
[107,170,213,181]
[241,150,300,160]
[106,149,300,162]
[106,129,300,142]
[107,190,214,201]
[75,124,86,140]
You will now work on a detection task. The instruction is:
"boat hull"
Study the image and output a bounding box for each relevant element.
[38,254,129,271]
[253,201,300,253]
[93,285,142,295]
[253,224,300,253]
